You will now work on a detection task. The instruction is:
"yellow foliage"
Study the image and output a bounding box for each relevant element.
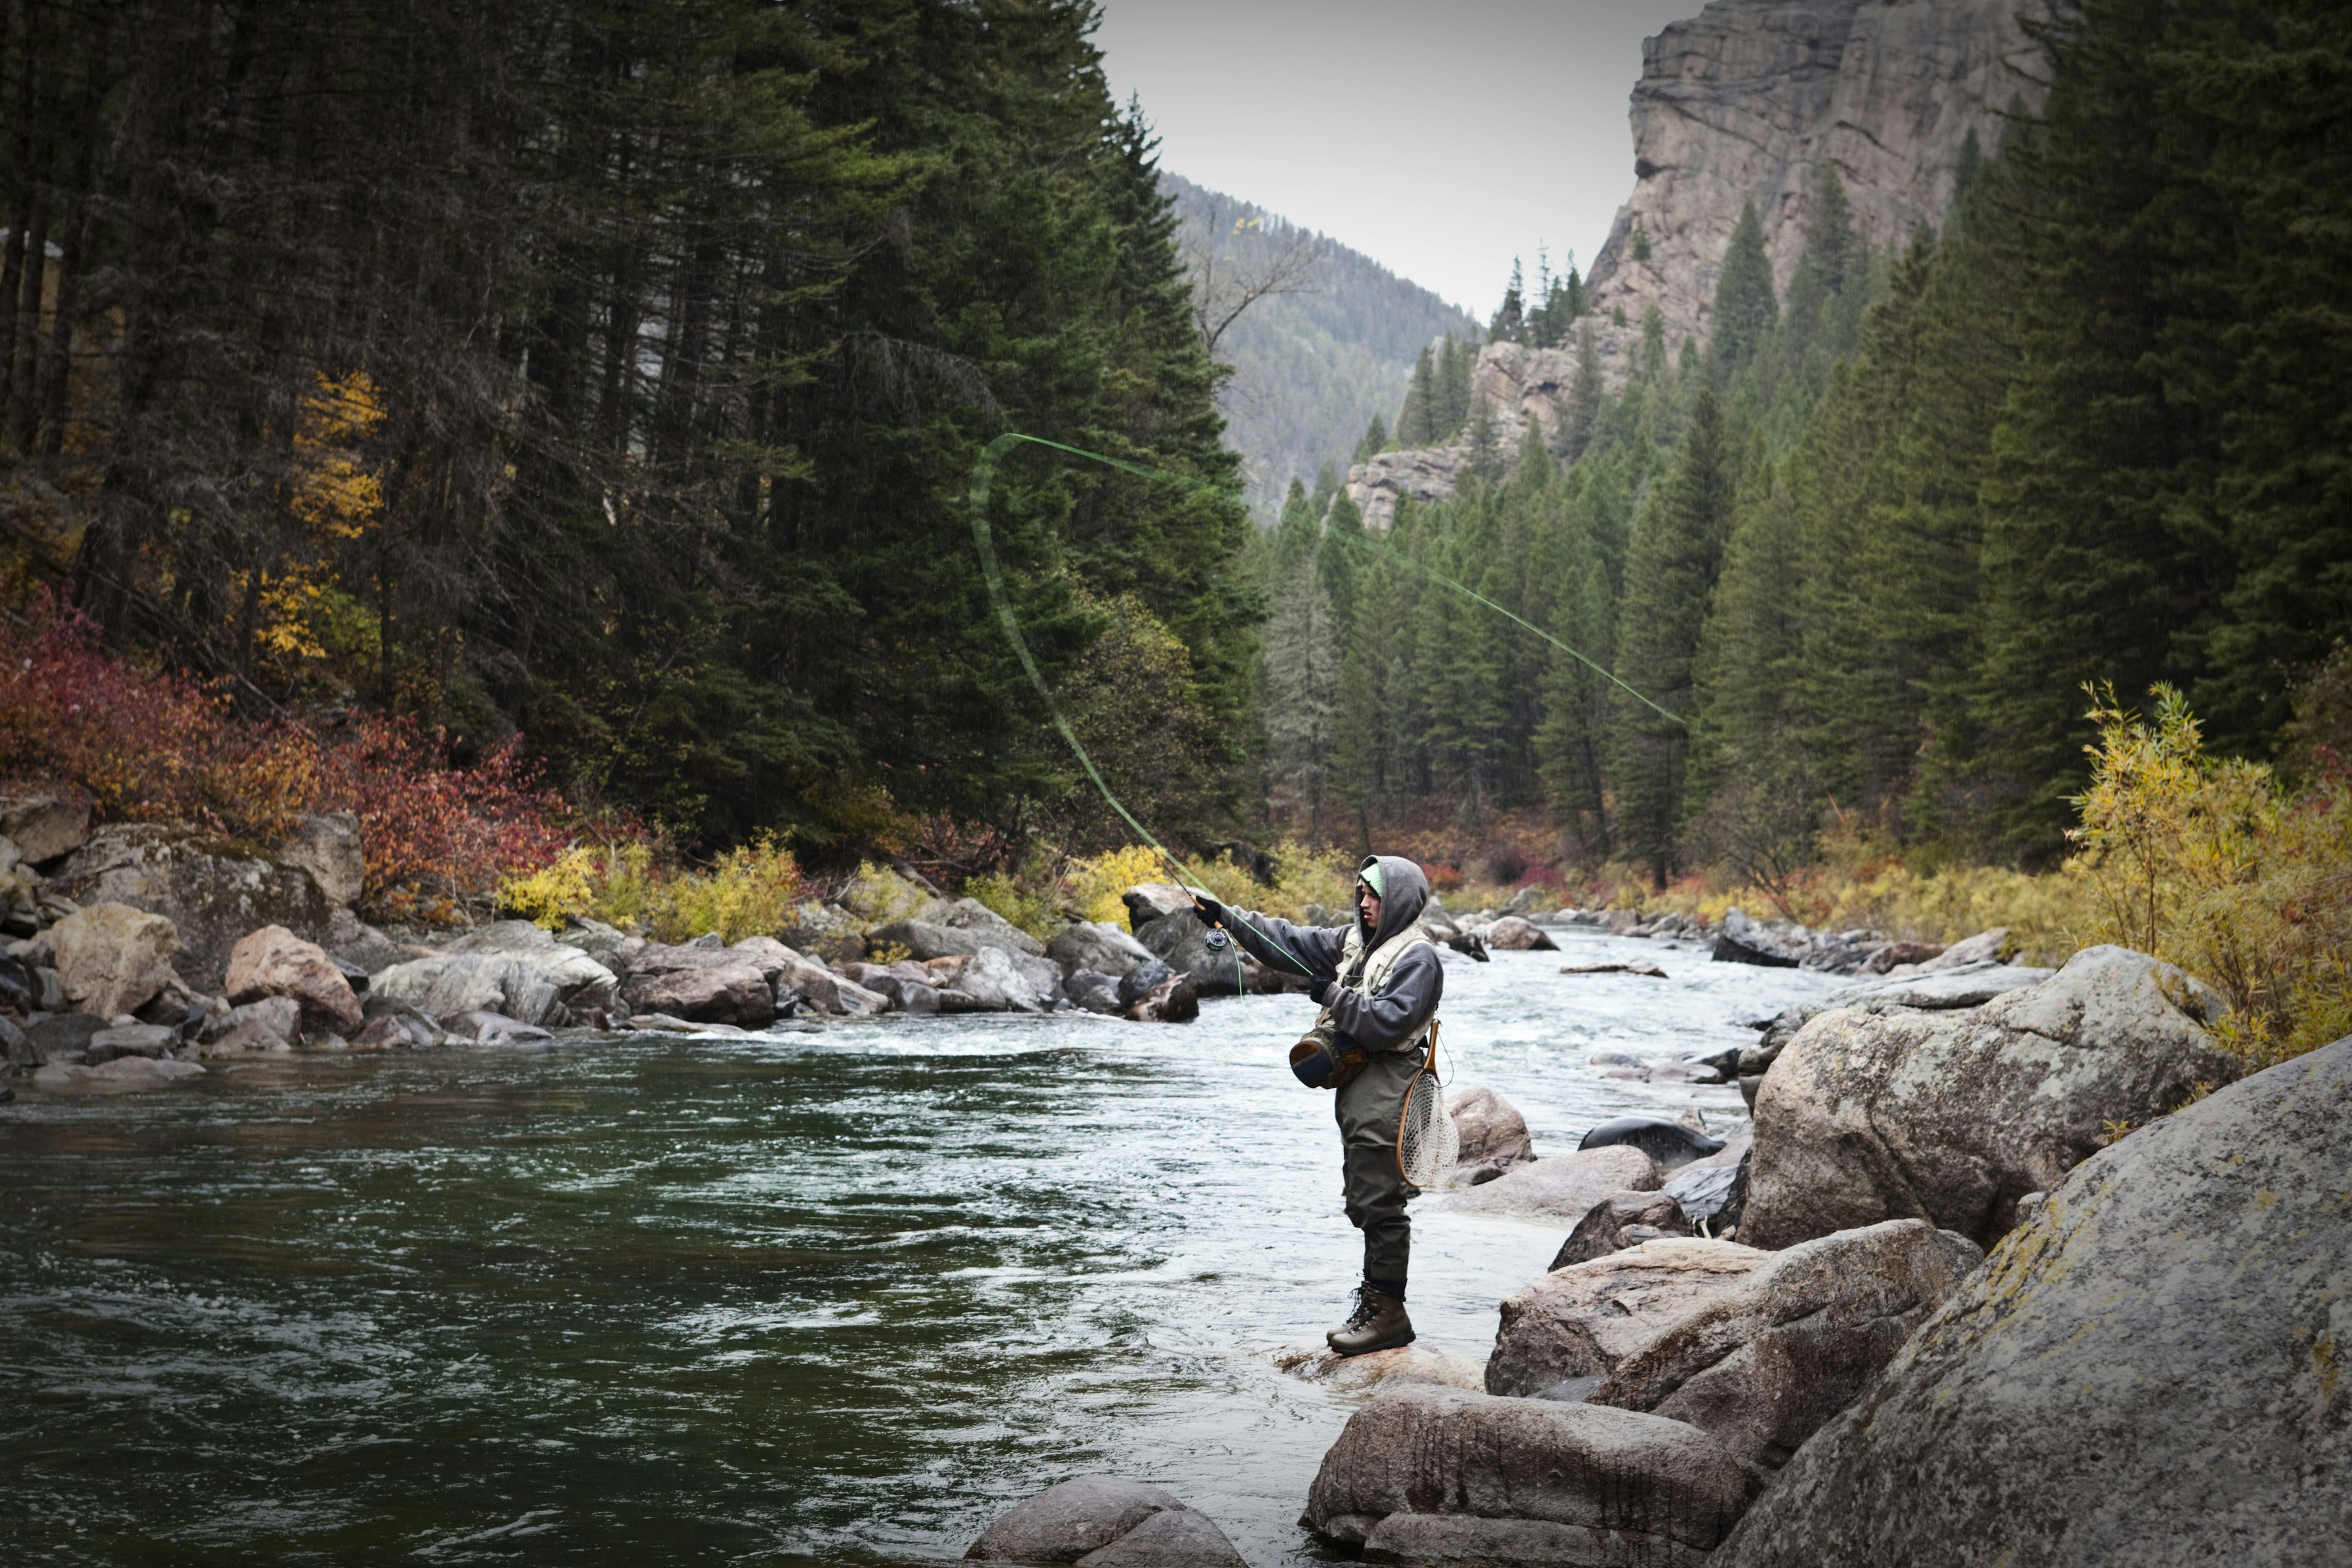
[499,846,600,930]
[495,834,804,944]
[965,871,1061,941]
[654,834,803,944]
[1065,844,1170,928]
[293,370,387,541]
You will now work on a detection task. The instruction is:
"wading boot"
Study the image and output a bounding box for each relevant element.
[1327,1284,1414,1356]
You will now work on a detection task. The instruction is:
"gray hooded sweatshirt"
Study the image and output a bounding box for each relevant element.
[1221,854,1444,1053]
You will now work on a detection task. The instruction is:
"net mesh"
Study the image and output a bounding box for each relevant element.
[1396,1065,1458,1189]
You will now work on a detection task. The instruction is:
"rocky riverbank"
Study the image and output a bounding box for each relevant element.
[963,945,2343,1567]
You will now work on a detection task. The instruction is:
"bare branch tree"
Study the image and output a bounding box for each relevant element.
[1181,197,1324,359]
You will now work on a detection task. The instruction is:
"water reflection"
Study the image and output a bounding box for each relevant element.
[0,930,1836,1565]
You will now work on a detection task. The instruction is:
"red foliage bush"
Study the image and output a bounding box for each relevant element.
[0,585,609,922]
[1423,862,1464,893]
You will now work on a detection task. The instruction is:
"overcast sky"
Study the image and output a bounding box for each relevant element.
[1095,0,1708,318]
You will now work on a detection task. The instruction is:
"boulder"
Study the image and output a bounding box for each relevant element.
[53,825,336,992]
[49,902,181,1018]
[967,1476,1185,1562]
[1114,957,1175,1008]
[1071,1505,1245,1568]
[1861,939,1943,974]
[1064,969,1123,1015]
[1712,907,1803,968]
[1916,926,2010,971]
[1660,1156,1748,1232]
[919,896,1047,957]
[323,908,405,976]
[1583,1220,1983,1476]
[1118,882,1193,932]
[1719,1036,2352,1567]
[84,1023,178,1065]
[1423,1144,1659,1219]
[0,793,89,864]
[1741,945,2241,1250]
[1577,1115,1725,1172]
[624,959,774,1027]
[1046,920,1155,979]
[1736,960,2057,1107]
[1302,1385,1749,1560]
[26,1011,105,1061]
[214,994,304,1049]
[1,1012,32,1069]
[1484,914,1558,951]
[278,812,364,908]
[1550,1189,1693,1270]
[779,900,864,966]
[867,918,986,963]
[1124,972,1199,1025]
[1488,1238,1767,1397]
[1559,960,1667,977]
[353,1003,445,1049]
[1135,908,1240,993]
[372,954,573,1028]
[1442,1085,1535,1185]
[935,946,1045,1014]
[1273,1341,1488,1395]
[225,924,365,1035]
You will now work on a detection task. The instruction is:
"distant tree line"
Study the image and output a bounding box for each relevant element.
[0,0,1255,858]
[1257,0,2352,880]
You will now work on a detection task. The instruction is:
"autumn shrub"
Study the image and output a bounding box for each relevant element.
[497,835,801,943]
[1065,844,1174,928]
[2,581,615,923]
[965,871,1062,941]
[655,835,802,943]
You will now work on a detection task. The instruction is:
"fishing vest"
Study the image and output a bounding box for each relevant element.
[1319,921,1437,1051]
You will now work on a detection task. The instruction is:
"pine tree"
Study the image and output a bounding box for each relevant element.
[1352,413,1388,465]
[1710,201,1779,376]
[1434,334,1472,440]
[1262,548,1343,832]
[1562,322,1603,462]
[1489,257,1525,344]
[1613,388,1733,885]
[1395,344,1438,447]
[1312,461,1341,518]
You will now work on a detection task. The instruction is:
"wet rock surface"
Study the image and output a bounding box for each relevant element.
[1742,946,2241,1249]
[1302,1385,1749,1561]
[967,1476,1224,1566]
[1721,1035,2352,1567]
[1273,1341,1487,1395]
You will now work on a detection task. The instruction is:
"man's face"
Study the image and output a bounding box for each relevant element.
[1357,881,1382,930]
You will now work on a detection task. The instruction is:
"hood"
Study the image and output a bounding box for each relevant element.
[1355,854,1430,951]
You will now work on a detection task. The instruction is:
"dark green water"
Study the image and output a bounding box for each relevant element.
[0,933,1834,1565]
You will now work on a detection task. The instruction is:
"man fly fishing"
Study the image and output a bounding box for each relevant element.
[1190,856,1442,1355]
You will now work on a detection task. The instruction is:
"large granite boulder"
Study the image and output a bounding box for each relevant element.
[1712,907,1803,968]
[1421,1144,1658,1219]
[1045,920,1155,979]
[919,896,1047,957]
[1585,1219,1983,1476]
[933,947,1047,1014]
[1735,959,2055,1106]
[1118,882,1193,932]
[1742,946,2241,1250]
[443,922,624,1017]
[1273,1341,1488,1395]
[1135,907,1241,994]
[48,902,181,1018]
[225,924,364,1035]
[1442,1085,1535,1185]
[1302,1385,1749,1563]
[372,943,621,1029]
[1487,1238,1766,1398]
[1720,1035,2352,1567]
[53,825,334,992]
[619,944,774,1027]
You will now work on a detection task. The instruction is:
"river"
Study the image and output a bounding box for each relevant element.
[1,926,1841,1566]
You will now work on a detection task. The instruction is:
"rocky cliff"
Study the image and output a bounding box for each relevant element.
[1348,0,2041,528]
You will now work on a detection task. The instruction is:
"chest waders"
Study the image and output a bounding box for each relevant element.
[1291,921,1438,1302]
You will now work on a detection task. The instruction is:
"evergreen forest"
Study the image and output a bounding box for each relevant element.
[1256,0,2352,889]
[0,0,2344,910]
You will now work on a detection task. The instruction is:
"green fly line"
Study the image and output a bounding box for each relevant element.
[965,431,1689,982]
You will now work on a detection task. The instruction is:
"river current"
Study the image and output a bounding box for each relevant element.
[1,927,1840,1566]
